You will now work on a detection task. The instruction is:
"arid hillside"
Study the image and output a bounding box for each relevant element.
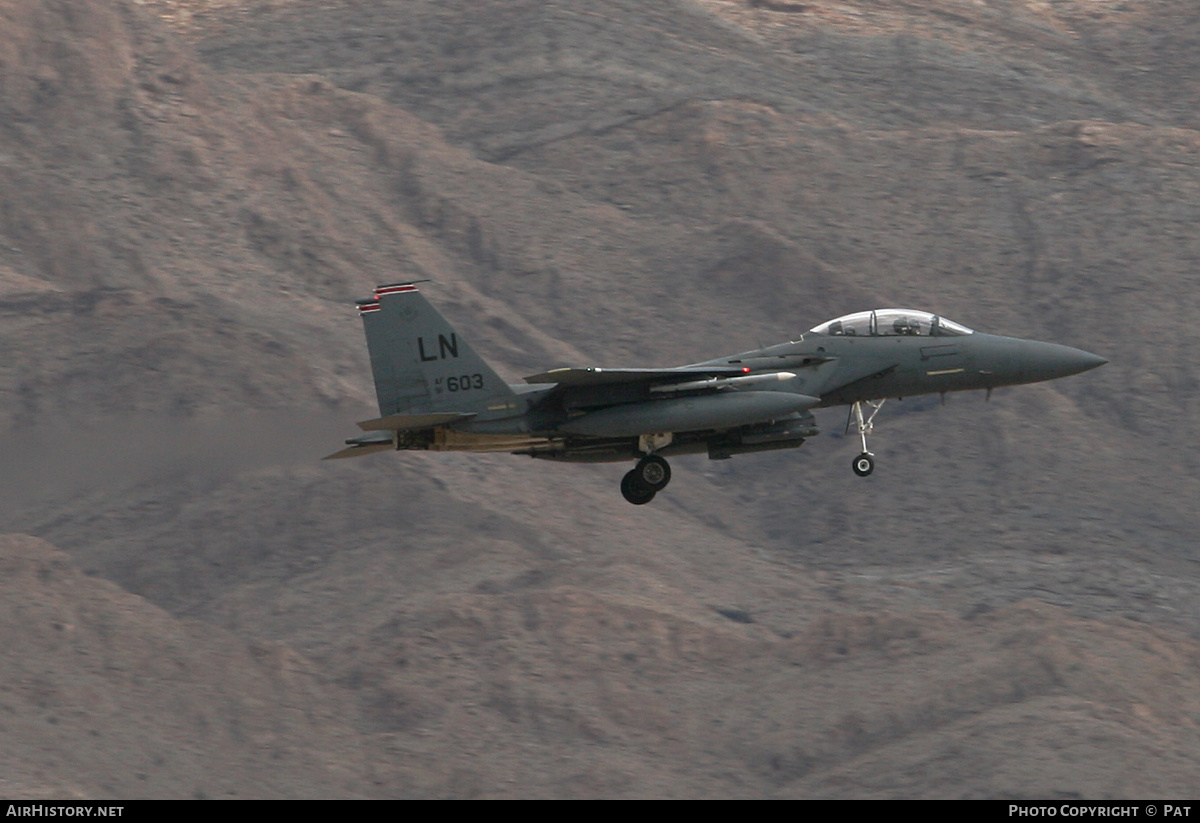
[0,0,1197,797]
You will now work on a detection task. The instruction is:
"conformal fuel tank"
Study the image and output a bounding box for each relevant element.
[558,390,820,437]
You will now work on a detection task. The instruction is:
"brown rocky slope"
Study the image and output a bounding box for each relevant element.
[0,0,1197,797]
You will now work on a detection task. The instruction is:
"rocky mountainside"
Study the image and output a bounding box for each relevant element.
[0,0,1197,797]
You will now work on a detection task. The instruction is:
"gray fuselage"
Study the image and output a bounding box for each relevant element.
[692,331,1107,409]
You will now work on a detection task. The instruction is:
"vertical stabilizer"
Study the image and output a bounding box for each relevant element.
[358,283,515,416]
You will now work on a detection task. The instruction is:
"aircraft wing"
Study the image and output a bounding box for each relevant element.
[523,366,748,386]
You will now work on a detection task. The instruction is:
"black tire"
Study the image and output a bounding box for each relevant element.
[621,470,657,505]
[852,453,875,477]
[636,454,671,491]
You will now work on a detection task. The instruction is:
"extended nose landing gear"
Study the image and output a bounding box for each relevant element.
[852,452,875,477]
[848,399,885,477]
[620,453,672,505]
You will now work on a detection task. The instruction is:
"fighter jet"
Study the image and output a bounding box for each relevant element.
[327,282,1106,504]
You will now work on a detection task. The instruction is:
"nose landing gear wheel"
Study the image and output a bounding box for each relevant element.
[847,399,885,477]
[621,470,657,505]
[852,453,875,477]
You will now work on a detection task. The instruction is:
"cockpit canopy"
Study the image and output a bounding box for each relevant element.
[809,309,974,338]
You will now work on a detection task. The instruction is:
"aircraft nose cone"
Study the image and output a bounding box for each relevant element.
[1075,350,1108,371]
[1026,342,1108,381]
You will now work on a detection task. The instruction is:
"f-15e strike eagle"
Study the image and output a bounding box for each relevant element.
[327,282,1106,504]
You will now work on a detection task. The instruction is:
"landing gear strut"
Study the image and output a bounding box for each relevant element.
[620,454,672,505]
[847,399,885,477]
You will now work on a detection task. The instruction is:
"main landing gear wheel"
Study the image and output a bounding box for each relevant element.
[635,454,671,491]
[620,454,673,504]
[621,470,657,505]
[852,453,875,477]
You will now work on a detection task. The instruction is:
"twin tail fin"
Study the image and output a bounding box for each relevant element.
[357,282,514,417]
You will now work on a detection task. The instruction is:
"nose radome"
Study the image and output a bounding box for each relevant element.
[1029,342,1108,381]
[1076,350,1108,371]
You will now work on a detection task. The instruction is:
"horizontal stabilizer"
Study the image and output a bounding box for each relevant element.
[357,411,476,432]
[323,442,394,460]
[323,429,395,460]
[523,366,748,387]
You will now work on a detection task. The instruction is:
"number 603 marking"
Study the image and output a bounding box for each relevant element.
[447,374,484,392]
